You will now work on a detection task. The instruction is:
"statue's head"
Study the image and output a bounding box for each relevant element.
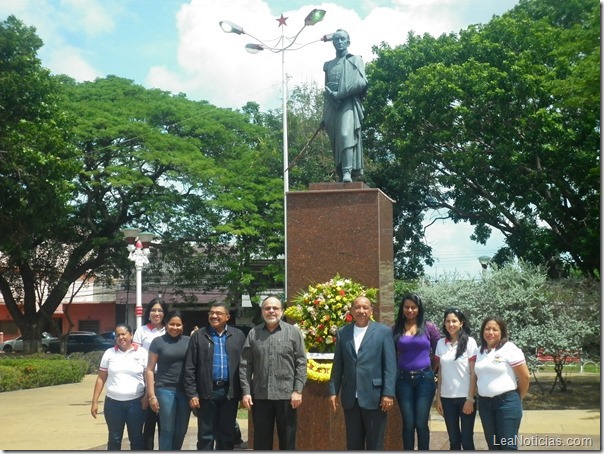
[332,29,350,53]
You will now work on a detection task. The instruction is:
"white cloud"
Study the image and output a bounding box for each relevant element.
[58,0,117,35]
[46,46,101,82]
[145,0,466,109]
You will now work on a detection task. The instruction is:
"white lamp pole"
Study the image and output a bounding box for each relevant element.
[219,9,327,302]
[122,228,155,330]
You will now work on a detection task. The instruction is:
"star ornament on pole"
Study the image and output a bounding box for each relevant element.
[218,8,326,302]
[276,13,288,27]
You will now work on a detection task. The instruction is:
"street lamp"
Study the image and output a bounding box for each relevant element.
[219,9,327,301]
[478,255,492,270]
[122,227,155,330]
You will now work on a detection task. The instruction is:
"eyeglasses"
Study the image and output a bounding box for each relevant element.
[263,306,282,312]
[208,311,227,317]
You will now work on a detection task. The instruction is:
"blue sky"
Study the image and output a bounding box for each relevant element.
[0,0,517,277]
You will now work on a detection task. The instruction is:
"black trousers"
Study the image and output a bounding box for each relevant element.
[343,399,387,450]
[251,399,297,450]
[142,408,160,450]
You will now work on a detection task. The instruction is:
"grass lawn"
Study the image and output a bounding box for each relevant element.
[523,369,600,410]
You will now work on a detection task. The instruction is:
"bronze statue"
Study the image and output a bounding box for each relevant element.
[322,29,367,183]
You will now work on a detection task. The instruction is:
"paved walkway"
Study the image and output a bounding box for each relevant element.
[0,374,599,450]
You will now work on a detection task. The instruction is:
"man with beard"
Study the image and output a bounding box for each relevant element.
[240,296,307,450]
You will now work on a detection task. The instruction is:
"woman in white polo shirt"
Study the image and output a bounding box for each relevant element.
[133,298,168,450]
[435,308,478,450]
[91,323,148,450]
[472,316,530,450]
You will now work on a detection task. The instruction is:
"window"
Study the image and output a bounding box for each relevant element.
[0,320,19,335]
[79,320,100,333]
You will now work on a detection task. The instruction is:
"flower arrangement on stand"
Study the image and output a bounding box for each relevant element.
[284,274,378,382]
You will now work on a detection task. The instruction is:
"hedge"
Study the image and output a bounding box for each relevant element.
[0,356,89,392]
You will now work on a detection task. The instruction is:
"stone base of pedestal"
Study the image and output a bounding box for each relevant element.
[247,380,403,450]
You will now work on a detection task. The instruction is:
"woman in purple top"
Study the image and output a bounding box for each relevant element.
[392,294,441,450]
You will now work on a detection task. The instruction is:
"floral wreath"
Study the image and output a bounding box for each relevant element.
[285,274,378,382]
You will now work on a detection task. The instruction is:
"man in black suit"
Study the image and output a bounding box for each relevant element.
[328,296,397,449]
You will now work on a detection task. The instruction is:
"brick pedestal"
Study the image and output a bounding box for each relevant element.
[286,182,395,325]
[247,182,401,449]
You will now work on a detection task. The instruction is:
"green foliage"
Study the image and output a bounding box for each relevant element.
[365,0,600,278]
[68,350,105,374]
[405,261,600,390]
[0,357,87,392]
[0,15,286,341]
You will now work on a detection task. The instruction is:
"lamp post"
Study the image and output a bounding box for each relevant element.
[478,255,492,271]
[219,9,327,301]
[121,228,155,330]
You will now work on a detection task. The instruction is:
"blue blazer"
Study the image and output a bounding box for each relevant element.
[328,320,397,410]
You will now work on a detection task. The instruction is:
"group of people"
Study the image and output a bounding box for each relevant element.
[330,293,530,451]
[90,292,529,451]
[90,296,307,451]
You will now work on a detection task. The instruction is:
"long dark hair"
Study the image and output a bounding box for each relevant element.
[393,294,427,342]
[479,316,509,354]
[142,297,168,325]
[442,308,471,360]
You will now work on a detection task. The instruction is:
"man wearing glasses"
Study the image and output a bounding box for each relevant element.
[239,296,307,450]
[183,302,246,449]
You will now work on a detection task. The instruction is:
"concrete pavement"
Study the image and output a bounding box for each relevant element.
[0,374,599,450]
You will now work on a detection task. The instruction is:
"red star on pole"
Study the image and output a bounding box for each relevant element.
[276,13,288,27]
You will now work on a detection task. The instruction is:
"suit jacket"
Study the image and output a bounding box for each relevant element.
[328,320,397,410]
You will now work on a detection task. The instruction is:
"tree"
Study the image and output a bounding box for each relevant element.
[0,16,80,352]
[0,17,285,351]
[364,0,600,278]
[413,262,600,392]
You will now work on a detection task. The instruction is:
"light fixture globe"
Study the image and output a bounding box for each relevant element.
[121,227,141,244]
[304,9,326,26]
[245,43,264,54]
[219,20,244,35]
[478,255,492,269]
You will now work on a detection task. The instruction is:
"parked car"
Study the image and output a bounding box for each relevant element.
[47,333,115,354]
[99,331,116,341]
[0,332,57,353]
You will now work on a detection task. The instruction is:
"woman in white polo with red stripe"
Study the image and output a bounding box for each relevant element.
[435,308,478,450]
[472,316,530,450]
[91,323,148,450]
[133,297,167,450]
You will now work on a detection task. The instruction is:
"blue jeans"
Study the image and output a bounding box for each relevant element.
[103,396,145,450]
[441,397,476,450]
[196,385,239,450]
[478,390,522,450]
[156,387,191,450]
[396,368,436,450]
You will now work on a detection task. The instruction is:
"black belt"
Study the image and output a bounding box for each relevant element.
[401,366,432,376]
[479,389,517,400]
[213,380,227,387]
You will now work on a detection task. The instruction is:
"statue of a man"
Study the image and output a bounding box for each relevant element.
[322,29,367,183]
